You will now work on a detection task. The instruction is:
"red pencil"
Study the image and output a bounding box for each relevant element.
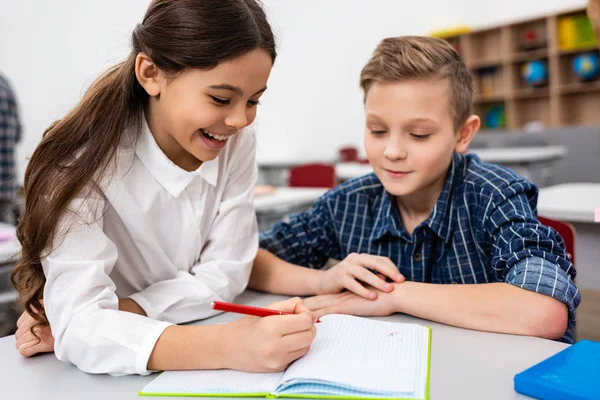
[211,301,321,323]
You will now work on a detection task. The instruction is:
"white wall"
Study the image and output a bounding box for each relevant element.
[255,0,465,163]
[0,1,150,183]
[0,0,591,180]
[460,0,586,29]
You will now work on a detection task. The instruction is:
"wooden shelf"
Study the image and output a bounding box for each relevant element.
[513,87,550,99]
[510,49,548,63]
[474,94,506,103]
[437,5,600,128]
[558,45,599,55]
[468,58,504,69]
[559,81,600,94]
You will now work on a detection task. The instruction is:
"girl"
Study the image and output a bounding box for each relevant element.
[11,0,316,376]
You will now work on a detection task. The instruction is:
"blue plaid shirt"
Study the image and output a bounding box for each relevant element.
[260,153,580,343]
[0,74,20,200]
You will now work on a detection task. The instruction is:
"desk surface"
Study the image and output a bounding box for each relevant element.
[470,146,566,164]
[254,187,328,213]
[538,183,600,223]
[0,290,567,400]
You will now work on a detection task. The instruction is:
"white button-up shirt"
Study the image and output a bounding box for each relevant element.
[42,119,258,376]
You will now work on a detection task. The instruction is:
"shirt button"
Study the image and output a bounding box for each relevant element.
[413,253,422,261]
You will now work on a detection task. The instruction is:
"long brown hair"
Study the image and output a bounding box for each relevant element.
[11,0,276,333]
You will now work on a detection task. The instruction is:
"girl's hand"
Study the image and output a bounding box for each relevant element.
[317,253,404,299]
[224,297,317,372]
[15,300,55,357]
[15,298,145,357]
[304,289,397,319]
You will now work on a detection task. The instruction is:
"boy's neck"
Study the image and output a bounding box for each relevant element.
[395,171,447,235]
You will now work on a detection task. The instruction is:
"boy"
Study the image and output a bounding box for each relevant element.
[250,36,580,343]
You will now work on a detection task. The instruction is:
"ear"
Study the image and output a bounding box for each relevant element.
[135,52,162,97]
[455,115,480,154]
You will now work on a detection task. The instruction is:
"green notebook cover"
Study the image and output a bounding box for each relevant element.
[139,315,431,400]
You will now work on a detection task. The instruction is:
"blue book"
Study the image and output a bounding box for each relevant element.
[514,340,600,400]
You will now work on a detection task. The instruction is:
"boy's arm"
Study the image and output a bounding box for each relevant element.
[249,248,327,295]
[306,183,580,341]
[392,281,568,339]
[307,281,568,340]
[403,183,579,340]
[250,196,342,294]
[250,197,403,297]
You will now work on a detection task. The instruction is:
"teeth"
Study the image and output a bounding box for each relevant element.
[201,129,228,141]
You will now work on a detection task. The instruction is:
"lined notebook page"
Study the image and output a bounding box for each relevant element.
[279,314,428,395]
[140,369,283,395]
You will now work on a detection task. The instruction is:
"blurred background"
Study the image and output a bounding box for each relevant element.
[0,0,598,342]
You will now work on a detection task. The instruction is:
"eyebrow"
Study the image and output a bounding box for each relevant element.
[208,84,267,96]
[407,118,438,125]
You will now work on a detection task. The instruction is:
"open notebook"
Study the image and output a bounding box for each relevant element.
[139,314,431,399]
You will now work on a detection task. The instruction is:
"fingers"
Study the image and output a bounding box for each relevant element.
[303,292,354,311]
[354,254,404,283]
[280,324,317,352]
[266,297,306,315]
[283,346,311,365]
[340,273,380,299]
[15,312,37,340]
[348,265,394,296]
[16,310,31,329]
[268,311,316,335]
[18,341,49,358]
[15,329,39,357]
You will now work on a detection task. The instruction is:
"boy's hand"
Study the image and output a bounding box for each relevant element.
[224,297,317,372]
[317,253,404,299]
[304,289,397,319]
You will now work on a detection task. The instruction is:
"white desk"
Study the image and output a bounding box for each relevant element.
[336,146,567,184]
[0,290,568,399]
[254,187,328,213]
[254,187,328,231]
[470,146,566,165]
[538,183,600,290]
[537,183,600,223]
[336,163,373,181]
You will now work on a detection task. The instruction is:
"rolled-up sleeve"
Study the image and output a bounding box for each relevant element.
[259,196,341,269]
[484,182,581,340]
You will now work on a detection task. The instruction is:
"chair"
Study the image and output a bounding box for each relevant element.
[289,163,336,188]
[538,215,576,265]
[338,147,358,162]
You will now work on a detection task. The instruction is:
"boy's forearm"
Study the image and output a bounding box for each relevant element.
[249,248,324,295]
[390,281,568,340]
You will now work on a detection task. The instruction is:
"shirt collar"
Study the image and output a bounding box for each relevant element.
[369,153,464,243]
[135,117,219,197]
[423,152,464,243]
[369,186,408,242]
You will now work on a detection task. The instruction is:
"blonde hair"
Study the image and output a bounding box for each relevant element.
[360,36,473,130]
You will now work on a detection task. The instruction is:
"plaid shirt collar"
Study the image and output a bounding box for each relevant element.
[369,153,463,244]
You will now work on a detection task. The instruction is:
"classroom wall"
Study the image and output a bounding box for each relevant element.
[460,0,586,28]
[0,0,590,181]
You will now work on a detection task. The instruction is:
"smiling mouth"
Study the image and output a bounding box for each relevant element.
[200,128,232,142]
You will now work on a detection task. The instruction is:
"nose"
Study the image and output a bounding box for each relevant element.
[383,139,408,160]
[225,104,249,130]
